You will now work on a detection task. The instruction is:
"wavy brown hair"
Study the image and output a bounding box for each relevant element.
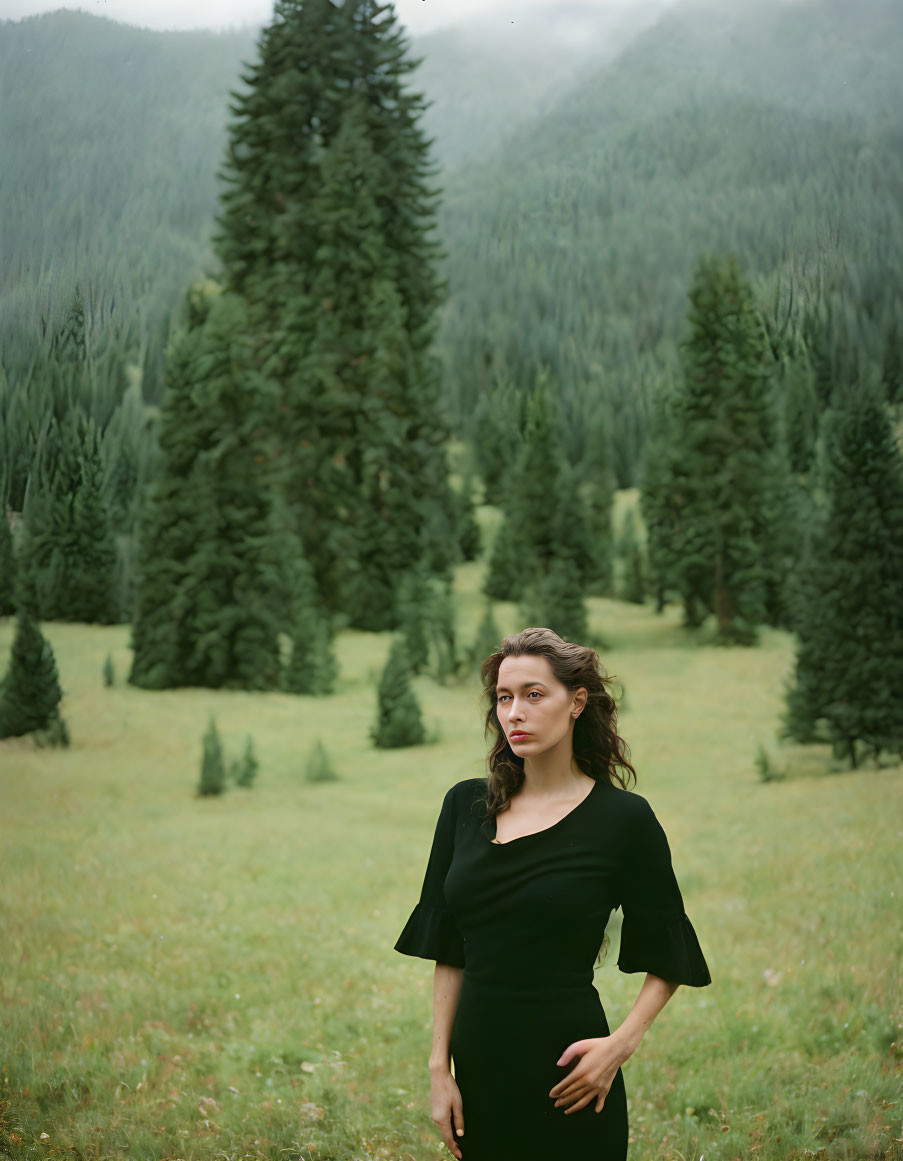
[479,626,636,819]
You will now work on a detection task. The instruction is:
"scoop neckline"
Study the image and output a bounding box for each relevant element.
[488,777,600,847]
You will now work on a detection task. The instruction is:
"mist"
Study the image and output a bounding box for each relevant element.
[0,0,675,37]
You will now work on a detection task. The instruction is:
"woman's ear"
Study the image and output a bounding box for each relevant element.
[572,687,588,717]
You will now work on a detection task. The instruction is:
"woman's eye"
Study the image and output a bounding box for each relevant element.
[528,691,541,698]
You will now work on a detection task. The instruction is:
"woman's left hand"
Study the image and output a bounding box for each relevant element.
[548,1034,633,1114]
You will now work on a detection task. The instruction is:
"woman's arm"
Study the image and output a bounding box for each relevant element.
[610,972,679,1059]
[429,962,465,1158]
[549,973,679,1114]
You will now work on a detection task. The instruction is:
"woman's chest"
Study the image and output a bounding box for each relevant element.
[444,819,622,929]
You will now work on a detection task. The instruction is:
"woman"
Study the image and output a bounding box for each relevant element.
[395,627,711,1161]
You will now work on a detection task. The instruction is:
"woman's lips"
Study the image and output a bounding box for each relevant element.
[509,732,531,741]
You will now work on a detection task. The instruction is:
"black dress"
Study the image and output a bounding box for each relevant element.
[394,777,711,1161]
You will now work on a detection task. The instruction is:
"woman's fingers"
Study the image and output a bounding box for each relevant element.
[595,1093,606,1113]
[451,1089,465,1142]
[549,1064,586,1099]
[551,1071,588,1105]
[438,1115,462,1160]
[555,1039,589,1068]
[564,1091,596,1115]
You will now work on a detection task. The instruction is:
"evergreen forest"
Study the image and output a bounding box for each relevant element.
[2,1,903,1158]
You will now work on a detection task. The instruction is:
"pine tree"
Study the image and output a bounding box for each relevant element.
[583,418,616,595]
[429,578,459,685]
[881,315,902,406]
[453,472,482,563]
[484,378,594,605]
[371,636,425,749]
[0,509,15,616]
[484,510,533,605]
[198,717,227,796]
[640,383,681,614]
[131,293,299,690]
[234,735,259,788]
[67,443,118,623]
[617,508,646,605]
[15,410,118,624]
[471,600,502,671]
[780,345,819,475]
[213,0,454,625]
[306,736,339,783]
[519,556,589,645]
[667,254,785,642]
[283,550,338,695]
[783,389,903,765]
[0,609,67,741]
[397,564,434,675]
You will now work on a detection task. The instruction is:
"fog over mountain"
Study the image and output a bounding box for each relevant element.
[1,0,671,35]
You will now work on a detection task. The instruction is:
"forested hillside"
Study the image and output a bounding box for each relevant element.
[436,0,903,483]
[1,0,901,497]
[0,3,638,386]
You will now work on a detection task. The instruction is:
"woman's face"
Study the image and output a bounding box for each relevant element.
[495,654,585,755]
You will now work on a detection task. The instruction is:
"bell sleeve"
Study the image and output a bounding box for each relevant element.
[617,796,711,987]
[394,784,466,968]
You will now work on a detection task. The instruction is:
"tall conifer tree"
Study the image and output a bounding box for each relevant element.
[130,293,302,690]
[213,0,455,626]
[665,254,788,642]
[484,380,593,613]
[784,389,903,765]
[17,412,118,623]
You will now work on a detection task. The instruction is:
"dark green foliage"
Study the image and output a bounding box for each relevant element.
[283,552,338,697]
[471,601,502,671]
[429,579,459,685]
[212,0,456,627]
[441,1,903,484]
[581,414,616,595]
[0,511,15,617]
[397,566,434,676]
[484,515,532,607]
[102,653,115,688]
[882,316,903,406]
[371,637,426,750]
[780,346,820,475]
[640,383,680,614]
[130,294,299,690]
[755,741,787,783]
[3,2,902,526]
[651,254,790,642]
[305,737,339,784]
[484,379,594,614]
[0,11,258,398]
[233,736,259,789]
[33,712,71,750]
[453,474,482,563]
[783,390,903,765]
[519,555,589,646]
[198,717,226,797]
[16,411,119,624]
[0,610,66,742]
[617,509,647,605]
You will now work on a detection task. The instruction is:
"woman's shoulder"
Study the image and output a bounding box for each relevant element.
[438,777,488,811]
[448,777,488,805]
[595,782,656,825]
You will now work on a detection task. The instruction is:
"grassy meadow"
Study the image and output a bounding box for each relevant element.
[1,515,901,1161]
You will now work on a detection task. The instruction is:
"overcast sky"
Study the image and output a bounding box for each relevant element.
[0,0,620,37]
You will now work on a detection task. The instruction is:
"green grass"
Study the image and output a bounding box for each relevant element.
[1,554,901,1161]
